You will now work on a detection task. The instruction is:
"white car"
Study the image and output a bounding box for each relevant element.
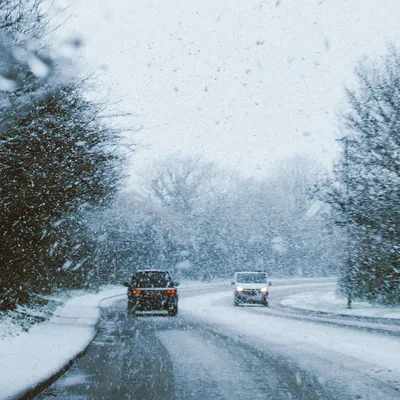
[231,271,270,306]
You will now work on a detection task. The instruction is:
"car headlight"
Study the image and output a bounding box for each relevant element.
[236,286,244,292]
[260,287,268,293]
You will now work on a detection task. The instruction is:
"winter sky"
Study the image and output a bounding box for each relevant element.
[55,0,400,181]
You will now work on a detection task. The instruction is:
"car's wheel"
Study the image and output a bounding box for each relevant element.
[234,298,240,306]
[262,298,269,307]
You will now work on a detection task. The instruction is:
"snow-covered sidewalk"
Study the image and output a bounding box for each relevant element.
[0,286,125,400]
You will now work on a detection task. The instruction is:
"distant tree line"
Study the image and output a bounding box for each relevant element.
[92,154,342,284]
[0,1,122,309]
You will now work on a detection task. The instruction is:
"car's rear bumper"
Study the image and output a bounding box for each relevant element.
[128,294,178,311]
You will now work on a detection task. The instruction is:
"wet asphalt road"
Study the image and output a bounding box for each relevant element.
[36,295,341,400]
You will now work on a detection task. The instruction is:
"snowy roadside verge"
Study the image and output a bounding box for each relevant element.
[279,286,400,320]
[0,286,125,400]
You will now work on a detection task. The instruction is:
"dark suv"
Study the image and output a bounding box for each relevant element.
[124,269,179,316]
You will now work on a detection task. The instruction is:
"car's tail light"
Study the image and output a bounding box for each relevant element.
[166,289,176,295]
[131,289,142,294]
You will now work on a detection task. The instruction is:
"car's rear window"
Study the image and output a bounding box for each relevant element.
[236,273,267,284]
[131,272,172,288]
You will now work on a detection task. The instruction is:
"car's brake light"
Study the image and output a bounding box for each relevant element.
[166,289,176,295]
[131,289,142,294]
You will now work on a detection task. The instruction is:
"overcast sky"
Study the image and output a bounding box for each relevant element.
[55,0,400,181]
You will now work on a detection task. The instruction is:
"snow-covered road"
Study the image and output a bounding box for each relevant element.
[180,288,400,399]
[38,294,337,400]
[30,280,400,400]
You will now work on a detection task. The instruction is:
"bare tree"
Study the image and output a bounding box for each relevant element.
[138,155,226,213]
[0,0,47,43]
[267,155,337,276]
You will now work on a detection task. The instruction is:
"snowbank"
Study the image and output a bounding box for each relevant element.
[0,286,125,400]
[280,286,400,319]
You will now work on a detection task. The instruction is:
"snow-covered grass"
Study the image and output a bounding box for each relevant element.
[0,288,105,340]
[0,288,112,340]
[280,287,400,319]
[0,297,61,339]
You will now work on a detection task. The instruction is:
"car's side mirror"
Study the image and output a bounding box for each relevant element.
[231,281,235,285]
[268,281,272,286]
[123,282,130,287]
[174,281,180,287]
